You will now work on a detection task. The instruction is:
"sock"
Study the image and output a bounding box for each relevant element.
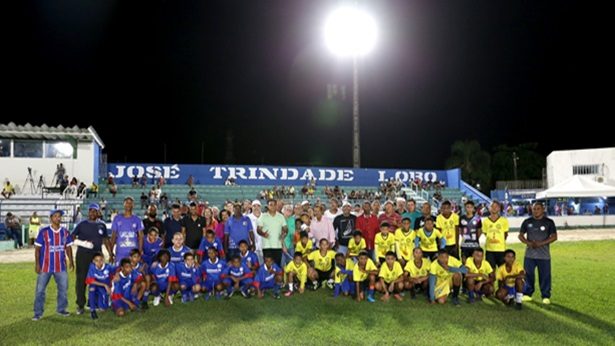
[334,284,341,297]
[515,292,523,304]
[142,291,149,303]
[453,285,460,298]
[289,283,295,292]
[469,291,475,300]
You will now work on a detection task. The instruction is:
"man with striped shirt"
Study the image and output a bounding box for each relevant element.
[33,209,74,321]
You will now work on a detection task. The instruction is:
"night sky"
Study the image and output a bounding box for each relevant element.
[7,1,614,169]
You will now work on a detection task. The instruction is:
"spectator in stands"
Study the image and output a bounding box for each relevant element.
[324,199,342,222]
[108,181,117,198]
[2,180,15,199]
[99,198,107,219]
[132,176,139,188]
[215,210,229,241]
[76,182,87,198]
[160,192,169,212]
[143,204,165,240]
[106,173,114,185]
[54,164,66,187]
[309,205,336,247]
[413,202,433,230]
[163,203,183,246]
[356,201,378,260]
[139,192,148,210]
[187,188,197,202]
[378,200,402,231]
[5,212,23,249]
[86,182,98,198]
[73,206,83,224]
[28,212,41,247]
[158,176,165,187]
[186,175,194,187]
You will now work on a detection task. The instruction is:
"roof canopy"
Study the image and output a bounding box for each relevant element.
[0,122,104,148]
[536,175,615,199]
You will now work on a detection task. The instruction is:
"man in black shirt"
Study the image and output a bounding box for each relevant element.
[333,201,356,255]
[72,203,112,315]
[143,204,165,240]
[413,202,433,230]
[181,202,206,249]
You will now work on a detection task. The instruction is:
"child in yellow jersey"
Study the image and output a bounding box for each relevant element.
[415,217,445,260]
[464,248,494,303]
[495,249,525,310]
[395,218,416,266]
[429,249,467,305]
[404,247,431,298]
[353,251,378,303]
[436,201,460,259]
[284,252,307,297]
[307,239,336,290]
[333,253,355,297]
[376,251,404,302]
[374,222,396,264]
[347,231,366,262]
[295,231,313,260]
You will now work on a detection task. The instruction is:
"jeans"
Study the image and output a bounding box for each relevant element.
[336,245,348,256]
[10,228,23,248]
[34,271,69,317]
[523,257,551,298]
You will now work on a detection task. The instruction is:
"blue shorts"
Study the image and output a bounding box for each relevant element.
[254,280,277,290]
[203,278,222,290]
[112,295,138,311]
[223,278,253,287]
[180,280,198,290]
[337,279,355,294]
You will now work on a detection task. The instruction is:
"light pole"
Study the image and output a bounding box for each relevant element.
[512,151,519,181]
[324,5,377,168]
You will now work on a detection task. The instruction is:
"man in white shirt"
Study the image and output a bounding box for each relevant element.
[246,200,264,263]
[324,199,342,222]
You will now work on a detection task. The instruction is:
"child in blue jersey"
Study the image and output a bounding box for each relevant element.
[197,230,225,262]
[111,258,144,317]
[169,232,192,264]
[149,249,179,307]
[143,227,163,266]
[254,255,283,299]
[129,249,150,309]
[200,247,227,300]
[85,252,114,320]
[333,253,355,298]
[176,252,202,303]
[239,240,260,272]
[221,255,254,299]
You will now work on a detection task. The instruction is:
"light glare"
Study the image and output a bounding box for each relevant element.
[324,7,377,57]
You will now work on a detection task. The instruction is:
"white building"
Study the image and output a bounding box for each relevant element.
[546,147,615,188]
[0,123,104,195]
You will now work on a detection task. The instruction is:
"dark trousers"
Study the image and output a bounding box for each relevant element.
[486,251,505,269]
[523,257,551,298]
[262,249,282,267]
[75,249,96,309]
[10,228,23,248]
[445,245,459,259]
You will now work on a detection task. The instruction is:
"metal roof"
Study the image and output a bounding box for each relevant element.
[0,122,105,148]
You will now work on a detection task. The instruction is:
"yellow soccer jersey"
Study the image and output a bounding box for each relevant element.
[334,258,355,284]
[429,257,463,298]
[436,213,460,246]
[482,216,509,252]
[416,228,443,252]
[295,239,313,256]
[352,258,378,282]
[496,262,524,287]
[374,232,396,259]
[404,258,431,278]
[395,228,416,260]
[285,261,308,289]
[465,258,493,282]
[308,249,336,272]
[348,238,366,257]
[379,261,404,283]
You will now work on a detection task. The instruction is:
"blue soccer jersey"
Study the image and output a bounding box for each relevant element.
[85,263,115,286]
[222,263,253,280]
[112,215,144,263]
[150,262,178,289]
[169,245,192,264]
[143,238,163,265]
[255,263,282,288]
[240,250,260,270]
[35,226,74,273]
[176,262,201,287]
[112,270,142,301]
[200,258,227,282]
[197,238,224,258]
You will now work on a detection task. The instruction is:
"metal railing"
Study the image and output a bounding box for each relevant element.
[496,180,544,190]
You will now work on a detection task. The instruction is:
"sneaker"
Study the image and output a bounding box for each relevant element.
[76,308,84,315]
[516,303,523,310]
[274,292,281,300]
[452,297,460,306]
[311,281,319,291]
[366,295,376,303]
[57,311,70,317]
[542,298,551,305]
[153,296,161,306]
[326,279,334,289]
[194,294,199,299]
[141,301,149,310]
[241,289,251,299]
[91,310,98,320]
[228,289,235,298]
[32,315,42,321]
[284,291,293,297]
[522,295,533,302]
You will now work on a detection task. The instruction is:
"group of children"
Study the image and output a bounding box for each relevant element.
[85,209,526,319]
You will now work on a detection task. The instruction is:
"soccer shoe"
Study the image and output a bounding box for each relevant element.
[452,297,460,306]
[326,279,334,289]
[522,295,533,302]
[193,294,199,299]
[76,308,84,315]
[141,301,149,310]
[241,289,251,299]
[228,289,235,298]
[153,296,161,306]
[91,310,98,320]
[367,295,376,303]
[516,303,522,310]
[57,311,70,317]
[542,298,551,305]
[274,292,281,300]
[284,291,293,297]
[32,315,42,321]
[311,281,319,291]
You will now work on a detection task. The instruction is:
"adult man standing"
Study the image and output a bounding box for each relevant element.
[225,203,254,259]
[324,199,342,222]
[309,205,336,247]
[5,212,23,249]
[401,199,422,232]
[247,200,264,263]
[143,204,165,239]
[356,201,379,260]
[110,197,144,265]
[257,199,288,265]
[181,202,206,250]
[163,203,182,246]
[482,201,509,268]
[32,209,74,321]
[72,203,112,315]
[519,202,557,304]
[413,203,433,230]
[332,201,356,254]
[378,200,402,230]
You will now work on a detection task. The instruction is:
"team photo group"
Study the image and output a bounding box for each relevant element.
[32,195,557,321]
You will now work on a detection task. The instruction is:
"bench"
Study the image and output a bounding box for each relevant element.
[42,186,63,197]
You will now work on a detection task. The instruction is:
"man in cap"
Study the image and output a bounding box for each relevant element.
[247,199,264,263]
[332,201,356,255]
[110,196,144,265]
[32,209,74,321]
[72,203,111,315]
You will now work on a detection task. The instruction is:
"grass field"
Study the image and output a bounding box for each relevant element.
[1,241,614,345]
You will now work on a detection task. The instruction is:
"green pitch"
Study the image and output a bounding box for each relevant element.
[1,241,614,345]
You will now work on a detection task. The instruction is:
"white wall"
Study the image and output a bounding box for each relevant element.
[547,147,615,187]
[0,141,95,194]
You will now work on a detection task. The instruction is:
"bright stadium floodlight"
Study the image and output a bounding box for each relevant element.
[324,6,377,57]
[323,4,378,168]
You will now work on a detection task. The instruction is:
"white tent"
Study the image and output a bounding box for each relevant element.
[536,175,615,199]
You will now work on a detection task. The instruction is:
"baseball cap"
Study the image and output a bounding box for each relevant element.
[395,197,406,203]
[252,200,262,206]
[383,200,394,206]
[124,196,135,202]
[49,209,65,217]
[88,203,100,211]
[300,200,310,206]
[341,201,352,208]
